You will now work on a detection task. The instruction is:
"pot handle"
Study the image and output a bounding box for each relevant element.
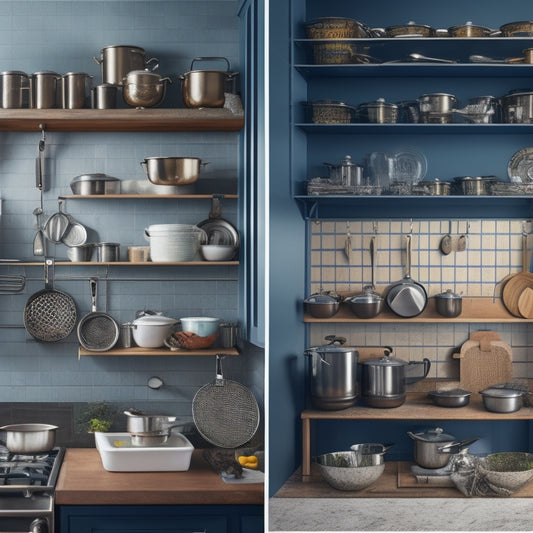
[93,56,101,65]
[438,437,479,454]
[324,335,346,345]
[405,357,431,384]
[145,57,159,72]
[190,56,231,72]
[140,160,148,174]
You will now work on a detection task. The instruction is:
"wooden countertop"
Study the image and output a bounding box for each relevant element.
[56,449,263,506]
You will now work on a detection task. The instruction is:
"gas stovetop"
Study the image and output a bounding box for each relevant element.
[0,447,64,492]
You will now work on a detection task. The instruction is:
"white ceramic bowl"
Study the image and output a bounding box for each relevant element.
[179,317,219,336]
[132,315,178,348]
[200,244,236,261]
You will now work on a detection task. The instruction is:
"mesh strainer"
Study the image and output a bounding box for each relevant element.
[23,258,77,342]
[192,355,260,448]
[77,278,119,351]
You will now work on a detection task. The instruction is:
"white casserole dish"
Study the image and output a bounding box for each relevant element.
[94,432,194,471]
[132,315,178,348]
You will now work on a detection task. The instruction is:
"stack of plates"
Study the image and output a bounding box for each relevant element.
[145,224,206,262]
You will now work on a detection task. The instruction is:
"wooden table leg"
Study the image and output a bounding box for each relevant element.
[302,417,311,480]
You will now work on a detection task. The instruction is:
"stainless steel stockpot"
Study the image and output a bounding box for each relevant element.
[434,289,462,318]
[501,92,533,124]
[304,335,359,410]
[141,156,205,186]
[417,93,458,114]
[180,57,238,108]
[93,45,159,86]
[361,351,431,408]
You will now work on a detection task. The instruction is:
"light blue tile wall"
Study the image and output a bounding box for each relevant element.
[0,0,264,416]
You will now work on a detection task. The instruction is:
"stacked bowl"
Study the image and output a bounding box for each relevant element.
[145,224,206,262]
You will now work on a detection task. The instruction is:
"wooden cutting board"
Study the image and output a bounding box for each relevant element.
[452,331,513,396]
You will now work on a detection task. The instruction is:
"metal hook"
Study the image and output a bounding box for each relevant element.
[373,221,378,234]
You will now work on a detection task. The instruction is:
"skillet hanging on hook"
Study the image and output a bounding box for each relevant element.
[440,220,452,255]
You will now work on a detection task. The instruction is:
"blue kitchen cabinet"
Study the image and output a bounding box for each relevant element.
[58,505,263,533]
[268,0,533,496]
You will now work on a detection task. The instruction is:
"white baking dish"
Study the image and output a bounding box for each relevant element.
[94,432,194,472]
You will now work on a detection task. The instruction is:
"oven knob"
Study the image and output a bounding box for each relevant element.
[30,518,48,533]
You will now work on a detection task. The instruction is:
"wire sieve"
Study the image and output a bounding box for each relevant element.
[192,355,260,448]
[77,278,119,351]
[23,258,77,342]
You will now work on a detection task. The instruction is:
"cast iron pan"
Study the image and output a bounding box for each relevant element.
[23,258,77,342]
[77,278,119,351]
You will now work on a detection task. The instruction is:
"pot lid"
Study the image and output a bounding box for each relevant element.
[346,286,383,304]
[0,70,28,77]
[410,427,456,442]
[304,294,338,304]
[436,289,462,300]
[71,173,120,183]
[480,387,523,398]
[32,70,60,76]
[363,354,406,366]
[448,21,492,31]
[125,69,162,82]
[359,98,398,110]
[102,44,145,51]
[307,344,356,354]
[133,315,178,326]
[419,93,457,99]
[428,388,472,398]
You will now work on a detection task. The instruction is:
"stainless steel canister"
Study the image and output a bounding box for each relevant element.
[62,72,93,109]
[219,322,238,348]
[96,242,120,262]
[304,336,359,410]
[0,71,29,108]
[91,83,118,109]
[93,45,159,86]
[119,322,134,348]
[30,71,61,109]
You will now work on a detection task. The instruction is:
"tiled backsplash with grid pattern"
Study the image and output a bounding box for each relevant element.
[0,0,267,416]
[309,219,533,381]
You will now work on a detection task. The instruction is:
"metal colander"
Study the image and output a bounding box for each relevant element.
[192,355,260,448]
[23,258,77,342]
[77,278,119,352]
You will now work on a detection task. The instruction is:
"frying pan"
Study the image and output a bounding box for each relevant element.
[502,233,533,317]
[23,258,77,342]
[386,234,428,318]
[192,355,260,448]
[197,195,239,247]
[77,278,119,351]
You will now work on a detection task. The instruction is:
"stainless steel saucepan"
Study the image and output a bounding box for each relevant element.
[0,423,57,454]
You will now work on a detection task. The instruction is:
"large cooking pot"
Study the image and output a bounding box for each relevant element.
[0,423,57,454]
[122,70,172,108]
[407,427,478,469]
[93,45,159,86]
[361,350,431,408]
[179,57,238,108]
[30,71,61,109]
[304,335,359,410]
[386,234,428,318]
[448,21,495,37]
[131,315,179,348]
[501,92,533,124]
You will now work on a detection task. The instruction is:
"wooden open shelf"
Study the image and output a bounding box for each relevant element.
[304,297,528,323]
[7,261,238,266]
[0,108,244,132]
[274,461,533,499]
[78,346,239,357]
[60,194,239,200]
